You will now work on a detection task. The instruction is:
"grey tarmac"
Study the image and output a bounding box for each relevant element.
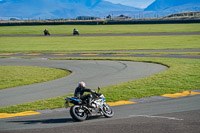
[0,58,199,133]
[0,40,199,132]
[0,95,200,133]
[0,58,167,107]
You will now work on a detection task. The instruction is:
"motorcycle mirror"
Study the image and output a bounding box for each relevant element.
[98,87,100,92]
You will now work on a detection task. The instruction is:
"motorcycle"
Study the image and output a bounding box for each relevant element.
[73,30,79,36]
[64,88,114,121]
[44,30,50,36]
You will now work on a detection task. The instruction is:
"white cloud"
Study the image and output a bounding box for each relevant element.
[105,0,155,8]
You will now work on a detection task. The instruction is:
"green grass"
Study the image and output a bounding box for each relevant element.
[0,66,70,90]
[100,57,200,101]
[0,23,200,35]
[0,57,199,113]
[0,23,199,113]
[0,35,200,53]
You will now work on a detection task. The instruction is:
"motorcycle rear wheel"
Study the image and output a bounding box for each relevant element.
[70,105,87,121]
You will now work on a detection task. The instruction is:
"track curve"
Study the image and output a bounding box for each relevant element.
[1,59,200,133]
[0,32,199,132]
[0,58,167,107]
[1,93,200,132]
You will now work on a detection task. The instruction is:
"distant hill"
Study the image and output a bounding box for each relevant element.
[105,0,155,9]
[1,0,199,20]
[0,0,141,19]
[145,0,200,14]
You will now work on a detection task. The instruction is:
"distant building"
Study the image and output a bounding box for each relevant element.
[76,16,100,20]
[106,15,112,19]
[9,18,19,21]
[164,11,200,19]
[116,14,131,20]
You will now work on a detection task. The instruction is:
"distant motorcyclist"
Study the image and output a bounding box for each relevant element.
[44,29,50,36]
[74,82,97,108]
[73,28,79,35]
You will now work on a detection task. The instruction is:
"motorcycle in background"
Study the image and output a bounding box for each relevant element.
[73,28,80,35]
[44,29,50,36]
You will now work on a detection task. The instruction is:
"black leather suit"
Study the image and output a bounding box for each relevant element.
[74,86,95,108]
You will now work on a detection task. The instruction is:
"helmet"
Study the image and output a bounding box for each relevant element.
[78,82,86,88]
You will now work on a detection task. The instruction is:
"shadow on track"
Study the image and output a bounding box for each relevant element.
[10,118,74,124]
[9,116,104,125]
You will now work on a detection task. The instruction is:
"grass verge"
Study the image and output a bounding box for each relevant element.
[0,57,199,113]
[0,24,200,35]
[0,35,200,53]
[0,66,70,90]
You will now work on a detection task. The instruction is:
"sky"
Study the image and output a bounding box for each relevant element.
[105,0,155,8]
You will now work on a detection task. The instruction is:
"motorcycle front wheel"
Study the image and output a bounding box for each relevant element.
[70,105,87,121]
[102,104,114,118]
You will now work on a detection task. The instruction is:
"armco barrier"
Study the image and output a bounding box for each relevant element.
[0,19,200,26]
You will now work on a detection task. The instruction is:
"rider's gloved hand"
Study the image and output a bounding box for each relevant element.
[95,92,101,96]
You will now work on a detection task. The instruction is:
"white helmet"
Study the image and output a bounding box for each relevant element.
[78,81,86,87]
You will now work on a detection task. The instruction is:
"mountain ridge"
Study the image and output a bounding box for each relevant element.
[145,0,200,11]
[0,0,141,19]
[0,0,200,19]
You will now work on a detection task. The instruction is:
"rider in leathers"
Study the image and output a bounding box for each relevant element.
[74,82,96,108]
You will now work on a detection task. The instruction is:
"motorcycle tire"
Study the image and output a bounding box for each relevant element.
[70,105,87,121]
[102,104,114,118]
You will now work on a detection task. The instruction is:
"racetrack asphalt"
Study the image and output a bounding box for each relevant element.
[0,32,199,132]
[0,58,199,133]
[0,58,167,107]
[1,94,200,133]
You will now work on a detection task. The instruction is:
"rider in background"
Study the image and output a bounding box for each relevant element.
[44,29,50,36]
[73,28,79,35]
[74,82,96,108]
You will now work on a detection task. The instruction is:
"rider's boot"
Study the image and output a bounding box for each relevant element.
[87,98,94,108]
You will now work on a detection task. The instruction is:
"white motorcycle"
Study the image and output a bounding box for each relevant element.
[65,88,114,121]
